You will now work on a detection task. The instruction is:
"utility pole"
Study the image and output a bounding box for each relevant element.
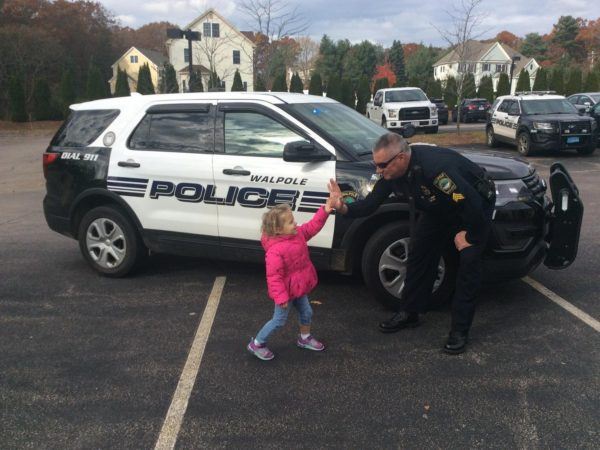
[167,28,201,92]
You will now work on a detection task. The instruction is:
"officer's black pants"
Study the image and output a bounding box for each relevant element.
[402,205,494,333]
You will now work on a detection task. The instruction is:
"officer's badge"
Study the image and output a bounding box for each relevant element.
[452,192,465,202]
[433,172,457,195]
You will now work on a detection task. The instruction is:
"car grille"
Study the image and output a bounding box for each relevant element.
[399,107,430,120]
[522,171,546,201]
[559,121,590,135]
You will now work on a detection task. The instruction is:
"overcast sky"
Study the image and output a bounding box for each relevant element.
[101,0,600,48]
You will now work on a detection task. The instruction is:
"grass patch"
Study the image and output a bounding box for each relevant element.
[409,130,486,147]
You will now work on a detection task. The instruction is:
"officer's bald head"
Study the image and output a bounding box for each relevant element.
[372,133,412,180]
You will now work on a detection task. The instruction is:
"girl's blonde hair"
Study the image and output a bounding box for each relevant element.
[261,204,292,236]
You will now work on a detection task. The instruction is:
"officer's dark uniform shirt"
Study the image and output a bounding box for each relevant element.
[345,145,495,245]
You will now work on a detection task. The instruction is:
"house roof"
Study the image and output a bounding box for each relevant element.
[136,48,169,67]
[178,64,210,74]
[183,8,256,47]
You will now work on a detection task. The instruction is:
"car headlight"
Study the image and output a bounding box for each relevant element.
[388,110,398,119]
[430,106,438,117]
[494,180,534,207]
[533,122,555,131]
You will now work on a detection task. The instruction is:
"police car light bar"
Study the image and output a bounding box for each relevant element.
[515,91,557,96]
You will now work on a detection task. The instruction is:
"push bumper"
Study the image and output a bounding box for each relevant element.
[387,119,438,129]
[530,130,596,151]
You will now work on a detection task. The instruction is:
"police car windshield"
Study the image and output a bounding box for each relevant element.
[281,103,385,156]
[521,99,578,115]
[385,89,428,102]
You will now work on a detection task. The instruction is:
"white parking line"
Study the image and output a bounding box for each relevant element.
[154,276,227,450]
[522,276,600,333]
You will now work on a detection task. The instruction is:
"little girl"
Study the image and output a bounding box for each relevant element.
[247,200,334,361]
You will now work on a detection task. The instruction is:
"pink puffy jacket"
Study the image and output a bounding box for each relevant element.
[261,206,329,305]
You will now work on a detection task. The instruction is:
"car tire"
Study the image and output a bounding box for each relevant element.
[381,117,387,128]
[517,132,533,156]
[361,222,457,310]
[486,126,499,148]
[576,142,596,155]
[78,206,147,277]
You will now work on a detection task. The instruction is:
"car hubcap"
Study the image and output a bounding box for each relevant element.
[86,218,126,269]
[487,130,493,144]
[378,238,445,299]
[519,136,528,153]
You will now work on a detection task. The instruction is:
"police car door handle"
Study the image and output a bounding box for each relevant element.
[223,168,251,176]
[118,160,140,168]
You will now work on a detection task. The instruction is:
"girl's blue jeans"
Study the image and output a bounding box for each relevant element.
[255,295,313,344]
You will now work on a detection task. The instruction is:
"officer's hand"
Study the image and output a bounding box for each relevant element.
[454,231,472,251]
[328,179,344,210]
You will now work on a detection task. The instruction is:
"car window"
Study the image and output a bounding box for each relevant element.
[507,101,520,115]
[521,99,578,115]
[51,109,120,147]
[129,111,213,153]
[224,111,308,157]
[491,98,502,112]
[497,100,510,113]
[568,95,579,104]
[579,96,591,105]
[385,89,428,102]
[590,94,600,103]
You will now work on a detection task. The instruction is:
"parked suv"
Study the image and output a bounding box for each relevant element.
[429,98,448,125]
[486,92,597,156]
[43,92,583,309]
[453,98,491,123]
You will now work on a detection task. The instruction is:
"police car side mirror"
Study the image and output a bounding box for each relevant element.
[283,141,333,162]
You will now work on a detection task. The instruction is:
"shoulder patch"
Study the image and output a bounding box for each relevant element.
[433,172,457,195]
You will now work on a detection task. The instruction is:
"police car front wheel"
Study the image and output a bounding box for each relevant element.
[78,206,146,277]
[517,132,533,156]
[361,222,457,310]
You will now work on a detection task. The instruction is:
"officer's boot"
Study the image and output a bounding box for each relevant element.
[378,311,420,333]
[443,330,469,354]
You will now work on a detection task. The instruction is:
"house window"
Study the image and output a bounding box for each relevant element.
[184,48,190,63]
[243,81,247,91]
[467,64,474,73]
[203,22,220,37]
[458,63,466,73]
[482,63,490,72]
[496,64,506,73]
[130,55,138,64]
[441,65,445,73]
[233,50,240,64]
[221,80,226,90]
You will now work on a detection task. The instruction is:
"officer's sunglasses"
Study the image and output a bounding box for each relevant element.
[373,151,401,169]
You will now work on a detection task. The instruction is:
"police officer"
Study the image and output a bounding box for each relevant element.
[328,132,495,354]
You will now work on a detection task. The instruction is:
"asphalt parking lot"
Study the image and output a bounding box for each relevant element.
[1,133,598,449]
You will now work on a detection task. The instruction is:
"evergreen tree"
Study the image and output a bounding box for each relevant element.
[208,71,221,90]
[389,40,407,87]
[532,67,548,91]
[340,77,354,107]
[289,72,304,93]
[163,63,178,93]
[308,73,323,96]
[515,69,531,93]
[355,75,371,114]
[189,70,204,92]
[114,68,131,97]
[565,68,582,96]
[86,63,108,100]
[59,66,77,117]
[136,63,155,95]
[444,76,457,109]
[32,78,52,120]
[373,77,389,94]
[9,74,27,122]
[426,78,443,99]
[271,71,288,91]
[326,74,342,101]
[549,68,565,95]
[231,69,244,91]
[254,76,266,92]
[496,73,510,97]
[477,75,494,102]
[583,71,598,92]
[462,73,476,98]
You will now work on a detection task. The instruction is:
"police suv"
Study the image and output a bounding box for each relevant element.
[43,92,583,309]
[486,92,597,156]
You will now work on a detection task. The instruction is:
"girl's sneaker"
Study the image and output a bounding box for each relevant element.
[296,335,325,351]
[247,339,274,361]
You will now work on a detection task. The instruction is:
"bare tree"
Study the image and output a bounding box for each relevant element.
[239,0,309,86]
[295,36,319,84]
[432,0,487,133]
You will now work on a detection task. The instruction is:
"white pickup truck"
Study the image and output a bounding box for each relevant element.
[366,87,439,133]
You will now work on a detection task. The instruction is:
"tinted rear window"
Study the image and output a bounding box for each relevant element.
[51,109,120,147]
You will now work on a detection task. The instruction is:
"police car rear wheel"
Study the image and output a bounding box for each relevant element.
[78,206,146,277]
[361,223,457,310]
[517,132,532,156]
[486,127,499,147]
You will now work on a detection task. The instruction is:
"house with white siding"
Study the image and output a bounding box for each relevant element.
[167,9,256,92]
[433,40,539,94]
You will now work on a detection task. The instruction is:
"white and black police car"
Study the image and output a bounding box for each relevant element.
[43,92,583,309]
